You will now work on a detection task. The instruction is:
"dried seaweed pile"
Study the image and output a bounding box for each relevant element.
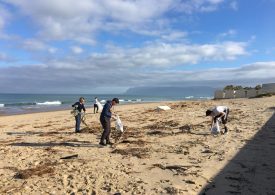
[111,147,151,159]
[12,162,57,179]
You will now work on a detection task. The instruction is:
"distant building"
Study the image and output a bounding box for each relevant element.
[235,89,247,98]
[262,83,275,93]
[224,90,235,99]
[214,83,275,99]
[214,90,224,99]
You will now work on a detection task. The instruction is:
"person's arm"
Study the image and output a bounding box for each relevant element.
[72,102,77,107]
[214,112,225,122]
[83,105,86,112]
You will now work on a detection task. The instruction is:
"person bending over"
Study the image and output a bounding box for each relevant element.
[206,106,229,134]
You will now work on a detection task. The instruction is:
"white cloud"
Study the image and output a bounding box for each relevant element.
[218,29,237,38]
[0,52,8,61]
[22,39,47,51]
[0,61,274,93]
[83,41,247,69]
[2,0,228,42]
[71,46,83,54]
[160,31,188,41]
[0,3,11,32]
[230,1,238,11]
[48,47,57,54]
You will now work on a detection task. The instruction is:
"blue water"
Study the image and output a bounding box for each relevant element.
[0,94,212,115]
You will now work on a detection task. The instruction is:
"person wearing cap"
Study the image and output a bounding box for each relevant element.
[206,106,229,134]
[72,97,86,133]
[99,98,119,146]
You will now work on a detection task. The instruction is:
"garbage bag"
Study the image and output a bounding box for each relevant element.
[115,116,124,132]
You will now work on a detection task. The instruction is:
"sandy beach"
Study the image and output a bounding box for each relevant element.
[1,97,275,194]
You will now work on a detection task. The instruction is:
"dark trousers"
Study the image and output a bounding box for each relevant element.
[214,109,229,133]
[100,116,111,143]
[94,104,99,113]
[75,113,81,132]
[221,108,229,124]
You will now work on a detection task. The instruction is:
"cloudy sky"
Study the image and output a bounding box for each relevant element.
[0,0,274,93]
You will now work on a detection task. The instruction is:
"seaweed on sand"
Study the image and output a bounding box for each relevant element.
[13,162,56,179]
[111,147,150,158]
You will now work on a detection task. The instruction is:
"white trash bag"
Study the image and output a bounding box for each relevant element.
[115,116,124,133]
[211,121,220,135]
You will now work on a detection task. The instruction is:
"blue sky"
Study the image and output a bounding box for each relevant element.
[0,0,275,93]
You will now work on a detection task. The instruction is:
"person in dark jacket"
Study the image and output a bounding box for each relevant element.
[99,98,119,146]
[72,97,86,133]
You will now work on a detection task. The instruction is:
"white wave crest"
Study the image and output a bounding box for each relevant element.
[100,100,106,103]
[36,101,62,105]
[0,104,4,107]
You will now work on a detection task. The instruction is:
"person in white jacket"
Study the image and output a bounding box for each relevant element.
[94,97,99,114]
[206,106,229,134]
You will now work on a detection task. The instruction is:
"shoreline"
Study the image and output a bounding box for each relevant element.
[0,99,200,117]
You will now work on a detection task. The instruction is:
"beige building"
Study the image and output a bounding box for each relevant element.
[262,83,275,93]
[214,83,275,99]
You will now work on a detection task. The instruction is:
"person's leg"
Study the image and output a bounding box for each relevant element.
[96,104,99,113]
[75,114,81,132]
[94,104,96,114]
[222,109,229,134]
[100,117,107,144]
[105,118,112,144]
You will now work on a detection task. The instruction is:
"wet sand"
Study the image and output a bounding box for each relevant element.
[0,97,275,194]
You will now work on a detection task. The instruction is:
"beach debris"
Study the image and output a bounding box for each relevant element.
[156,106,171,111]
[179,124,193,133]
[120,139,148,146]
[201,149,214,154]
[151,164,189,175]
[146,120,180,131]
[184,180,196,184]
[165,186,179,194]
[111,147,150,158]
[115,116,124,132]
[60,154,78,159]
[13,163,55,179]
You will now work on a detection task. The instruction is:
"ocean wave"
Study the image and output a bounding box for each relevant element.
[5,102,36,106]
[36,101,62,105]
[185,96,194,99]
[100,100,106,103]
[0,104,4,107]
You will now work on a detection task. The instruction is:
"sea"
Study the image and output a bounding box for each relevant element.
[0,93,213,115]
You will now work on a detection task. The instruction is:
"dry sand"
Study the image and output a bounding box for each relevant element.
[0,97,275,194]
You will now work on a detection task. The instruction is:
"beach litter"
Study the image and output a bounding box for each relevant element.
[111,147,150,158]
[157,106,171,111]
[60,154,78,159]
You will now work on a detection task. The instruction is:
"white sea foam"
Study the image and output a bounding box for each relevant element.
[0,104,4,107]
[100,100,106,103]
[36,101,62,105]
[185,96,194,99]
